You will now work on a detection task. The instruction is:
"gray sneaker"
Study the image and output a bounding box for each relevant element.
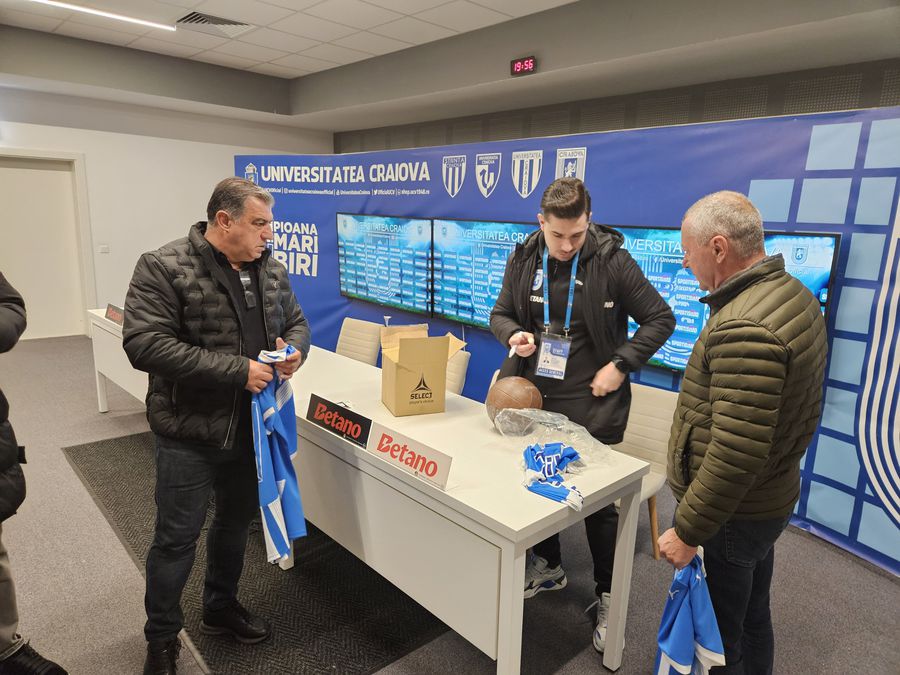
[523,555,567,598]
[587,592,612,652]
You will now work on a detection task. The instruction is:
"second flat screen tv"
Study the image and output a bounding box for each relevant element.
[433,219,538,328]
[336,213,432,315]
[615,226,840,372]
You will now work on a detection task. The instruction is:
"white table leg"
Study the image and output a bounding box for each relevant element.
[603,486,641,671]
[496,542,526,674]
[95,370,109,413]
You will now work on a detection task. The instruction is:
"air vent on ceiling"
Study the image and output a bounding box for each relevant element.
[176,12,255,39]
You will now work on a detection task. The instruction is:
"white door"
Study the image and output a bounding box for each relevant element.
[0,156,85,339]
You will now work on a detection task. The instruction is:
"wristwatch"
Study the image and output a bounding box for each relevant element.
[610,355,630,374]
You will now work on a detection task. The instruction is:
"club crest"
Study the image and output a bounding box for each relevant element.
[511,150,543,198]
[475,153,501,198]
[442,155,466,198]
[555,147,586,180]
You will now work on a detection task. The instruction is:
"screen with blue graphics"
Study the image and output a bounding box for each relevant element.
[336,213,432,315]
[616,227,840,371]
[433,219,537,328]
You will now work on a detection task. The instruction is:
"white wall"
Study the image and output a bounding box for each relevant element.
[0,110,331,317]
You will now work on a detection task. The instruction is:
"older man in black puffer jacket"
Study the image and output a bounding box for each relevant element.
[124,178,310,674]
[0,272,67,674]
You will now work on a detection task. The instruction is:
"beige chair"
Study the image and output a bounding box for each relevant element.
[614,382,678,560]
[446,349,471,395]
[335,317,382,366]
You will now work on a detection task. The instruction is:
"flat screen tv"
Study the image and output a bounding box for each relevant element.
[432,218,538,328]
[615,226,840,372]
[336,213,432,315]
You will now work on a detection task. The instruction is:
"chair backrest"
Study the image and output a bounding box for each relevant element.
[446,350,471,395]
[335,317,382,366]
[616,382,679,474]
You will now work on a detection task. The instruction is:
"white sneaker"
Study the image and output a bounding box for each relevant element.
[587,592,611,652]
[523,555,567,598]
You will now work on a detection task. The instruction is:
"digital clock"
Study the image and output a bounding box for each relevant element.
[510,56,537,77]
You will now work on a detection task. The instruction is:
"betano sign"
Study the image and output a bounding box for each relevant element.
[305,394,372,448]
[366,422,452,490]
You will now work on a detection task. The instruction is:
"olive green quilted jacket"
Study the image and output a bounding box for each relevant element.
[667,255,827,546]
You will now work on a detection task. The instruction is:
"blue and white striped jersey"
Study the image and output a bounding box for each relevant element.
[251,345,307,563]
[655,553,725,674]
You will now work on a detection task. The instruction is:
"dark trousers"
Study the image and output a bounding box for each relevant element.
[532,503,618,597]
[144,434,258,642]
[703,516,790,674]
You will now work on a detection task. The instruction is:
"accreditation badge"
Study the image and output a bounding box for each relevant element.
[535,333,572,380]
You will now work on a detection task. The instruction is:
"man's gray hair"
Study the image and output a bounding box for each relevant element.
[682,191,765,260]
[206,177,274,223]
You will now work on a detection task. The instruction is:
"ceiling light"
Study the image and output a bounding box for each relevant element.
[29,0,175,31]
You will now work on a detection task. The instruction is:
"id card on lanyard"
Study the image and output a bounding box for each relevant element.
[535,247,579,381]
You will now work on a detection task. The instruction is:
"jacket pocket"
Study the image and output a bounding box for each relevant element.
[673,422,694,486]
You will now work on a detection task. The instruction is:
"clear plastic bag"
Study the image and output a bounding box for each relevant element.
[493,407,610,463]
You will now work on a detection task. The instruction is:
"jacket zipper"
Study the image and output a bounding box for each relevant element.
[221,334,241,449]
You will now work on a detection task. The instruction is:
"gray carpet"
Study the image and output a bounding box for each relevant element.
[63,431,449,674]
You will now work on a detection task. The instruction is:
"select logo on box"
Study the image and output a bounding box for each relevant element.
[366,422,452,490]
[306,394,372,448]
[410,374,433,403]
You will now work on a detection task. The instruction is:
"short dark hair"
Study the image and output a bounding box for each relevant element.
[540,177,591,220]
[206,177,274,223]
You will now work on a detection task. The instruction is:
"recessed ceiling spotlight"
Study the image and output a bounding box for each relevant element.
[28,0,176,31]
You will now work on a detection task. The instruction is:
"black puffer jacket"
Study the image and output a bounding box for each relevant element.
[0,272,27,522]
[490,223,675,443]
[123,223,310,450]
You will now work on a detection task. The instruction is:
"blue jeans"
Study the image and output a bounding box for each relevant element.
[703,515,791,674]
[144,435,258,642]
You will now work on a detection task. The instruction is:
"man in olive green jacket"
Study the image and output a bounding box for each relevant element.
[659,191,827,674]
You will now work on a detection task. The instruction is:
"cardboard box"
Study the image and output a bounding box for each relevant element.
[380,324,466,416]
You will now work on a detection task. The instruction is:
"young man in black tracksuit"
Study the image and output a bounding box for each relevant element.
[490,177,674,652]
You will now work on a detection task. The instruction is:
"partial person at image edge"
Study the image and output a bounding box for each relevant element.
[0,271,68,675]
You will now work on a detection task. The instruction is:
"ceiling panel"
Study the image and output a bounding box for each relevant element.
[49,9,154,34]
[270,51,342,73]
[333,30,412,56]
[53,19,137,45]
[153,26,230,50]
[269,12,358,41]
[416,1,509,32]
[369,16,454,44]
[301,42,371,65]
[476,0,576,19]
[259,0,320,10]
[211,39,290,62]
[192,50,259,68]
[304,0,402,31]
[0,7,62,31]
[365,0,451,11]
[194,0,293,26]
[131,35,205,57]
[249,61,309,78]
[237,26,319,52]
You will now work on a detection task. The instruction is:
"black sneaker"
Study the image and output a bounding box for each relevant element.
[200,602,270,644]
[0,642,67,675]
[143,638,179,675]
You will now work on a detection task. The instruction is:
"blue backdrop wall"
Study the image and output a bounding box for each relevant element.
[236,106,900,574]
